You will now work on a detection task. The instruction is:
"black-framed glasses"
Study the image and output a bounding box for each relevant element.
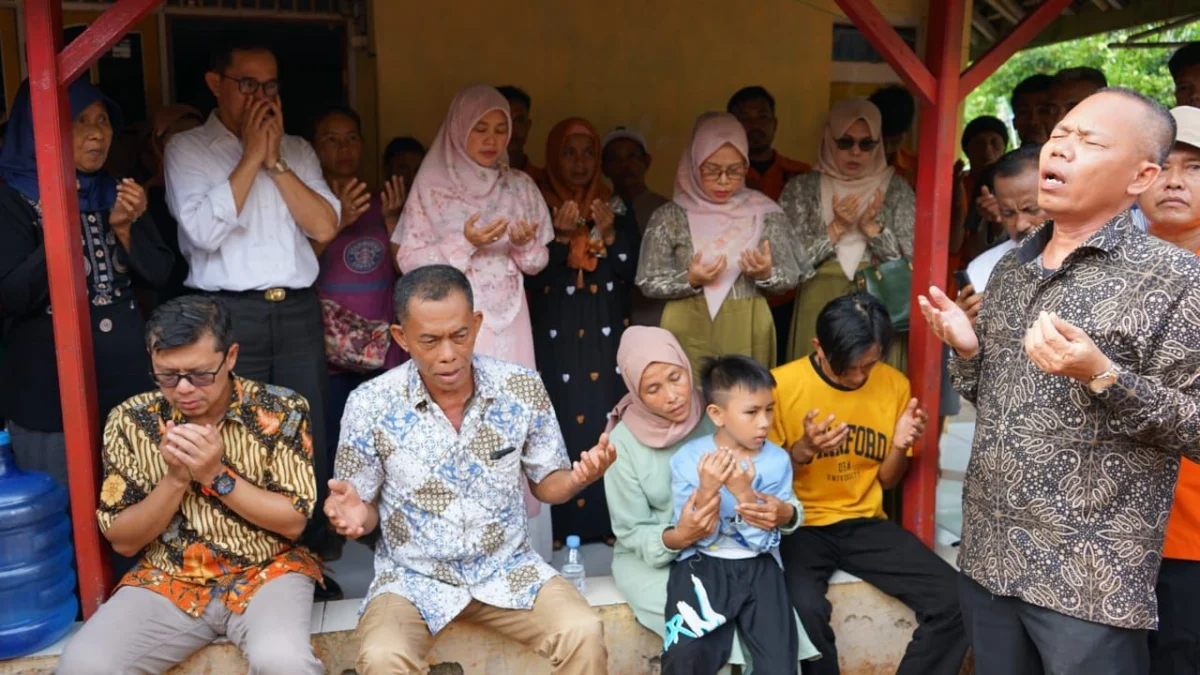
[221,75,281,98]
[698,163,748,182]
[151,351,229,388]
[835,137,880,152]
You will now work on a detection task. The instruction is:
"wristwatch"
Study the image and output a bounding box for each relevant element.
[202,469,236,497]
[1088,363,1120,394]
[269,158,290,176]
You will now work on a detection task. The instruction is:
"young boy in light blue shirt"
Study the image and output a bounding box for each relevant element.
[663,355,803,674]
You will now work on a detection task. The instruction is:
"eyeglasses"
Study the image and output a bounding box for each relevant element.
[835,137,880,152]
[698,163,748,182]
[221,75,281,98]
[151,351,229,388]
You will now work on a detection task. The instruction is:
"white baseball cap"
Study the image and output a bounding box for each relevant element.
[601,126,649,154]
[1172,106,1200,151]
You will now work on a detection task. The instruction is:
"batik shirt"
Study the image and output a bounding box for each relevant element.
[335,356,572,633]
[98,377,321,616]
[951,211,1200,630]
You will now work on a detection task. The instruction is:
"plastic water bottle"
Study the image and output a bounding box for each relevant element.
[561,535,586,595]
[0,429,78,659]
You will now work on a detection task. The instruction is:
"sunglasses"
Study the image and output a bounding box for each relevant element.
[151,351,229,389]
[835,137,880,152]
[698,164,748,182]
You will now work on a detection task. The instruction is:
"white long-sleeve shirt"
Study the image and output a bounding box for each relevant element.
[164,113,339,292]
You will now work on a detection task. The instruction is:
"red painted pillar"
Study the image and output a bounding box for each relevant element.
[902,0,967,545]
[23,0,111,617]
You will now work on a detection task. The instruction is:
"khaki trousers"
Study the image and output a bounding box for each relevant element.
[356,576,607,674]
[55,573,322,675]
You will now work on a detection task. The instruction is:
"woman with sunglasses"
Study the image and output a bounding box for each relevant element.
[779,98,915,367]
[636,112,809,375]
[0,79,173,492]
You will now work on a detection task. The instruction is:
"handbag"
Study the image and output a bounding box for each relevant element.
[320,298,392,374]
[855,256,912,332]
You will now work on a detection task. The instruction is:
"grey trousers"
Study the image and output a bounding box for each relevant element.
[959,573,1149,675]
[55,573,322,675]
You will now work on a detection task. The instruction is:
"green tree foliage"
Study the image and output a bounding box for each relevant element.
[964,22,1200,136]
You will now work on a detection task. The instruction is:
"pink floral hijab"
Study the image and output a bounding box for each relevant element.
[673,113,783,320]
[393,85,552,332]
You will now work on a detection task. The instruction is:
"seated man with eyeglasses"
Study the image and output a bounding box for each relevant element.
[164,39,343,599]
[56,295,325,675]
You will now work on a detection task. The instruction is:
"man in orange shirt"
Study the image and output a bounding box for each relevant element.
[1137,104,1200,675]
[728,85,812,364]
[727,86,810,201]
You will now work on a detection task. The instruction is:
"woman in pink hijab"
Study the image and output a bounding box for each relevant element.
[635,113,810,375]
[394,85,554,558]
[394,85,553,370]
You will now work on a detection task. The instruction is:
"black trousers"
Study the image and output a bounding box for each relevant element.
[781,518,967,675]
[959,573,1148,675]
[662,553,798,675]
[209,288,334,552]
[1151,557,1200,674]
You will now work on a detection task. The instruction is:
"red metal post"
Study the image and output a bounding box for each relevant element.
[903,0,966,546]
[57,0,162,86]
[959,0,1075,97]
[834,0,938,106]
[24,0,111,617]
[24,0,165,618]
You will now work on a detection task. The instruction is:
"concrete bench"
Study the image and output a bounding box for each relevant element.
[3,547,960,675]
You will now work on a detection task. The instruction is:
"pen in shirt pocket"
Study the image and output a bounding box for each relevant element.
[489,446,517,461]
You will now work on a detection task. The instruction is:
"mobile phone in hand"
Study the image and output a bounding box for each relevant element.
[953,269,973,292]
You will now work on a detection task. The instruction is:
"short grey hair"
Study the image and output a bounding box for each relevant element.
[392,264,475,323]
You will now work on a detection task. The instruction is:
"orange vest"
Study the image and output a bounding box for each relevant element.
[1157,233,1200,561]
[746,152,811,203]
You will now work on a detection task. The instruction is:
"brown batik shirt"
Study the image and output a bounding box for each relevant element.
[951,210,1200,630]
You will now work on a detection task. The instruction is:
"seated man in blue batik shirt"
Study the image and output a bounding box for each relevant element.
[663,355,812,675]
[323,264,615,675]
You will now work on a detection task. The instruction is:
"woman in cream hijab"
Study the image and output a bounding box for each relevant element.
[779,98,915,367]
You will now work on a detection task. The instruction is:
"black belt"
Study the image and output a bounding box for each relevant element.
[192,287,315,303]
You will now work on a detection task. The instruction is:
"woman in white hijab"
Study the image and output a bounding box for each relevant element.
[779,98,915,368]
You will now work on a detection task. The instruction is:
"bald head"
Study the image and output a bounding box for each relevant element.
[1040,89,1172,227]
[1095,87,1176,165]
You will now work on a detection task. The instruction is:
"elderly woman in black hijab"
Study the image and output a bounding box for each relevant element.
[0,78,173,490]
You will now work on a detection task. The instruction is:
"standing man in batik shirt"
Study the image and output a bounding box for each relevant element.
[920,89,1200,674]
[326,265,615,675]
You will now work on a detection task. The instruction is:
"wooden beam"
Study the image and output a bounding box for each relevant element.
[1019,0,1200,55]
[983,0,1021,24]
[973,10,999,41]
[832,0,937,106]
[960,0,1076,98]
[57,0,161,85]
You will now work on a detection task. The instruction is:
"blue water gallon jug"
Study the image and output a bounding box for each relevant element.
[0,429,77,659]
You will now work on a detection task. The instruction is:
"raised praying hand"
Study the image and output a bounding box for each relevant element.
[918,286,980,359]
[1024,311,1110,384]
[324,479,370,540]
[570,433,617,489]
[738,240,773,282]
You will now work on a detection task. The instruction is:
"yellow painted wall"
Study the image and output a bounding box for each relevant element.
[373,0,926,194]
[63,11,164,122]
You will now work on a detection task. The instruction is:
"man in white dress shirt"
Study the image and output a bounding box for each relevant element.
[164,41,341,596]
